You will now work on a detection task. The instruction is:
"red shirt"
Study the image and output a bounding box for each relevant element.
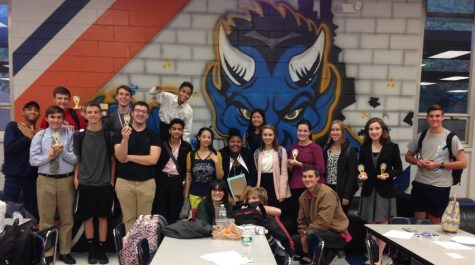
[40,108,87,130]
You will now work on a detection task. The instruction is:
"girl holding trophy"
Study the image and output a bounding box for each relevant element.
[286,120,325,234]
[358,117,402,265]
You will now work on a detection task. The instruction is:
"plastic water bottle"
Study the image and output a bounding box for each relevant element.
[217,204,227,226]
[241,227,253,260]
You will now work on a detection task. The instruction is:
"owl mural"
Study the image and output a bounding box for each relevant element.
[203,0,356,148]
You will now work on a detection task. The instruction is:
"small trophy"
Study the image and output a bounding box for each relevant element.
[292,149,299,162]
[358,164,365,174]
[52,132,61,147]
[380,163,387,175]
[123,113,131,128]
[73,96,81,109]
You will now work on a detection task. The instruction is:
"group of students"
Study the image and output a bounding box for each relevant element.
[1,80,467,265]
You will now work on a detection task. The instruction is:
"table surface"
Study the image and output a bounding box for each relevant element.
[151,231,277,265]
[366,224,475,265]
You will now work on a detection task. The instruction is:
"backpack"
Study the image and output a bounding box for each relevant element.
[0,219,39,265]
[234,202,267,227]
[233,202,295,261]
[121,215,167,265]
[416,129,463,186]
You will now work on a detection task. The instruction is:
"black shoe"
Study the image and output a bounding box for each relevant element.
[44,256,54,265]
[97,242,109,264]
[58,254,77,264]
[88,251,98,264]
[97,252,109,264]
[87,239,97,264]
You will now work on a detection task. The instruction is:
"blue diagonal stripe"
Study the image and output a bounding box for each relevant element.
[13,0,91,76]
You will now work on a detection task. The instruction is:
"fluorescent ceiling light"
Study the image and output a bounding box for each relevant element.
[421,64,426,67]
[0,77,9,80]
[420,82,436,86]
[429,51,471,59]
[447,90,468,93]
[0,22,6,28]
[440,76,469,81]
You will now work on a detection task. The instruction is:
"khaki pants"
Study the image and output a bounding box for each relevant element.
[115,178,156,232]
[37,175,75,255]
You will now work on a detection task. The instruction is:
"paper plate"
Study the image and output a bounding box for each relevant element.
[451,236,475,245]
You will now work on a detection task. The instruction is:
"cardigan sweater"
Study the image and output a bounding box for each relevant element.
[254,147,291,200]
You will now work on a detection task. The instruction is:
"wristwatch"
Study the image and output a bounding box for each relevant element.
[439,162,445,169]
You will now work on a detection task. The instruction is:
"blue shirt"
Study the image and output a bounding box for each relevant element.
[29,127,77,174]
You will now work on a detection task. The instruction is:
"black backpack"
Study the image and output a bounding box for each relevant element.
[0,219,39,265]
[416,129,463,185]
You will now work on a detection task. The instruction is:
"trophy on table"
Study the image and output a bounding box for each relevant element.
[52,132,61,147]
[72,96,81,110]
[291,149,299,163]
[380,163,387,175]
[123,113,131,128]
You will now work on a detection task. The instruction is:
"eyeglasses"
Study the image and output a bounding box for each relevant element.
[133,109,148,114]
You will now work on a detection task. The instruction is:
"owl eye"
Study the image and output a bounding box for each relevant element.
[283,108,302,120]
[238,107,251,120]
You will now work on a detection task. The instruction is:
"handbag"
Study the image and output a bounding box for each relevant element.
[179,198,191,220]
[441,195,460,233]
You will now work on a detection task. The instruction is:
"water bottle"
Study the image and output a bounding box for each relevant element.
[217,204,227,226]
[240,227,253,260]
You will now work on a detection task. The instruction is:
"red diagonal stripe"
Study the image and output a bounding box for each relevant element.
[15,0,189,121]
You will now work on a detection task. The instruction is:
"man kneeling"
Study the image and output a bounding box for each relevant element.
[296,165,350,265]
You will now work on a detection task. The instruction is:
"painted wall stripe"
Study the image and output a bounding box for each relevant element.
[12,0,91,75]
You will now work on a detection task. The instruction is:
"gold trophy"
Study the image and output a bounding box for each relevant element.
[52,132,61,147]
[72,96,81,109]
[291,149,299,163]
[123,113,131,128]
[357,164,365,174]
[380,163,387,175]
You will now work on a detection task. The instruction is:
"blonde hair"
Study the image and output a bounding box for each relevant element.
[244,187,268,205]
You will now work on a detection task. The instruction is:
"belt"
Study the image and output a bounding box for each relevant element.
[41,172,74,179]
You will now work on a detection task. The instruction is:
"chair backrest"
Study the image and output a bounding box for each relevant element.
[390,216,411,224]
[136,238,150,265]
[113,223,126,265]
[36,226,59,265]
[308,233,325,265]
[366,237,379,265]
[411,218,431,224]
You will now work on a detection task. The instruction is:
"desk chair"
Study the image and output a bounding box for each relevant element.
[137,238,150,265]
[411,218,430,224]
[113,223,126,265]
[365,237,379,265]
[36,226,59,265]
[308,233,325,265]
[389,216,411,224]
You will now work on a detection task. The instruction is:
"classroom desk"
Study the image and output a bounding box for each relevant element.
[151,231,277,265]
[366,224,475,265]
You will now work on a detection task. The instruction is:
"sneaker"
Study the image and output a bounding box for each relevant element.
[44,256,54,265]
[58,254,77,264]
[97,250,109,264]
[88,240,97,264]
[97,242,109,264]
